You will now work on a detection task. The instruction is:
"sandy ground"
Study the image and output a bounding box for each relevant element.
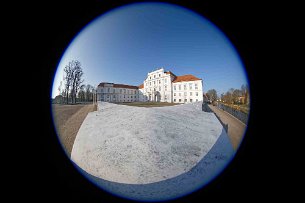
[52,104,97,157]
[208,104,247,150]
[71,102,234,185]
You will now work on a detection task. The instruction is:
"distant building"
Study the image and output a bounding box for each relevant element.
[96,67,203,103]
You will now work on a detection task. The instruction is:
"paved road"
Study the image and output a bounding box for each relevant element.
[208,105,246,150]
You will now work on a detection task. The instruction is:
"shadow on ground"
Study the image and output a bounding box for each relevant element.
[72,128,235,201]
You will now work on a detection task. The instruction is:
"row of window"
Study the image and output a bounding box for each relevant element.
[149,73,163,80]
[102,98,138,102]
[174,92,200,96]
[146,78,168,87]
[174,83,198,91]
[146,86,168,92]
[174,99,198,103]
[104,95,138,99]
[100,88,138,94]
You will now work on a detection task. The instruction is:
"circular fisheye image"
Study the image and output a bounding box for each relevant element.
[51,2,250,202]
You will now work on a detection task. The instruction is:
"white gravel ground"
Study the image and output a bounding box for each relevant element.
[71,101,234,185]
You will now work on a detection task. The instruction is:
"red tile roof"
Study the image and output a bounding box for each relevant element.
[172,74,201,83]
[138,84,144,89]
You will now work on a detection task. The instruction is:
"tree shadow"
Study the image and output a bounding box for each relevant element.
[72,128,235,202]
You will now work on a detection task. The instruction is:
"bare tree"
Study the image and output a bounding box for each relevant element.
[232,89,242,104]
[63,64,73,104]
[241,84,249,105]
[64,60,84,104]
[206,89,218,102]
[57,81,63,104]
[70,61,84,104]
[85,84,93,102]
[78,84,86,102]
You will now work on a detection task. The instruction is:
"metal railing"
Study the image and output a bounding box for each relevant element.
[217,103,248,124]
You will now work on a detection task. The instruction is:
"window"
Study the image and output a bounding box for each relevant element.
[113,89,115,93]
[174,99,176,102]
[124,89,126,94]
[108,88,110,93]
[154,75,156,78]
[113,95,115,98]
[159,80,161,84]
[184,92,187,96]
[184,99,187,102]
[190,99,193,102]
[189,83,192,90]
[179,93,181,96]
[174,93,176,96]
[154,81,155,84]
[190,92,192,96]
[196,92,198,96]
[184,84,187,90]
[150,76,151,79]
[101,89,103,93]
[150,82,151,86]
[165,79,167,83]
[165,86,167,91]
[174,85,176,90]
[124,95,125,98]
[159,87,161,91]
[196,99,198,102]
[179,99,181,102]
[159,74,161,77]
[131,96,133,98]
[195,83,198,90]
[179,85,181,90]
[120,89,122,93]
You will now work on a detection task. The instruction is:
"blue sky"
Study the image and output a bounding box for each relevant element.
[52,2,248,98]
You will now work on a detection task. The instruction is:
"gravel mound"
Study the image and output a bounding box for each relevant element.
[71,102,231,184]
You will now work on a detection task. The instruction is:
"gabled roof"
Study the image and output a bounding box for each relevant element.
[172,74,201,83]
[138,84,144,89]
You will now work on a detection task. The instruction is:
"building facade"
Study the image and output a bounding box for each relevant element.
[97,68,203,103]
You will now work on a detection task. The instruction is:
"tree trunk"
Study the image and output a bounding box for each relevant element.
[66,90,69,104]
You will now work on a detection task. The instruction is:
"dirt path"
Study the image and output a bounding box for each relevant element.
[53,104,97,157]
[208,105,247,150]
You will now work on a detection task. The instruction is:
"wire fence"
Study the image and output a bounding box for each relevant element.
[217,103,249,124]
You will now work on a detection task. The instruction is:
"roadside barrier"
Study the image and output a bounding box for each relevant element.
[217,103,248,124]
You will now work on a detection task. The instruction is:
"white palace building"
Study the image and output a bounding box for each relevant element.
[96,68,203,103]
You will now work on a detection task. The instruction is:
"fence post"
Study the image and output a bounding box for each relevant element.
[225,124,228,133]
